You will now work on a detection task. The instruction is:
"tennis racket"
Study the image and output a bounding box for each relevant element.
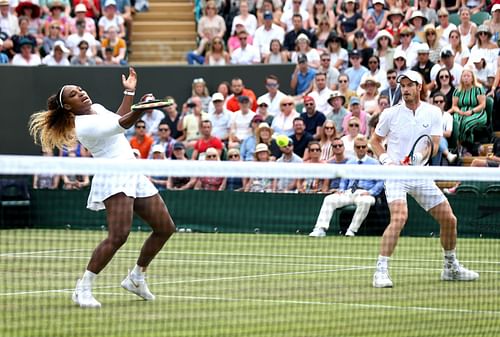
[402,134,434,166]
[131,99,172,111]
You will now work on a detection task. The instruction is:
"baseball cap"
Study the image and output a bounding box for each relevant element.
[397,70,423,85]
[104,0,116,7]
[173,142,185,150]
[297,53,308,63]
[238,95,250,103]
[303,96,315,104]
[255,143,270,153]
[263,10,273,20]
[349,49,361,58]
[373,0,384,5]
[212,92,224,101]
[440,47,454,58]
[52,40,69,54]
[251,114,264,123]
[417,43,430,53]
[152,144,164,153]
[350,97,361,105]
[295,33,310,43]
[257,96,270,106]
[75,3,87,12]
[492,4,500,13]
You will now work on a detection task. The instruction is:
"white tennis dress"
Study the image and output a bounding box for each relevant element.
[75,104,158,211]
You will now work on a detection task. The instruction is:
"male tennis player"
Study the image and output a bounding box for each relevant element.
[370,70,478,288]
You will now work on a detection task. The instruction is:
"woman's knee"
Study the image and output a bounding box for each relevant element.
[108,230,130,248]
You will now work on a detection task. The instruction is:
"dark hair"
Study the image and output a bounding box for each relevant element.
[307,140,321,149]
[432,92,445,101]
[134,119,146,127]
[368,55,380,70]
[265,74,279,82]
[386,68,397,75]
[434,68,453,90]
[292,13,303,20]
[293,117,305,124]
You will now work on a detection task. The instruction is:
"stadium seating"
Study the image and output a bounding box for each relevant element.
[449,13,461,26]
[471,12,491,26]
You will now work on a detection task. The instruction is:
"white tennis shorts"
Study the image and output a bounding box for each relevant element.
[86,173,158,211]
[384,179,446,211]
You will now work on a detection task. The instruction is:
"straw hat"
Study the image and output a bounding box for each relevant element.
[360,76,381,89]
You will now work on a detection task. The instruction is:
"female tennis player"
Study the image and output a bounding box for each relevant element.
[370,70,478,288]
[29,68,176,308]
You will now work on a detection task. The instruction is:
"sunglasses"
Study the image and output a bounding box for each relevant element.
[281,102,293,106]
[321,58,330,61]
[309,148,321,152]
[368,60,378,64]
[379,36,390,40]
[349,123,359,127]
[434,100,445,104]
[478,32,489,36]
[324,126,335,130]
[400,34,411,37]
[450,35,459,39]
[259,103,268,107]
[355,145,367,149]
[266,83,278,87]
[206,155,217,159]
[305,103,315,106]
[426,31,436,35]
[332,144,343,148]
[159,128,169,131]
[395,58,405,61]
[228,154,240,158]
[439,75,449,79]
[135,125,146,129]
[79,46,88,50]
[239,37,247,40]
[51,26,61,29]
[387,76,396,80]
[338,80,348,83]
[438,15,448,18]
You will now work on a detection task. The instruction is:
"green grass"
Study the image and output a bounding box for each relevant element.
[1,229,499,337]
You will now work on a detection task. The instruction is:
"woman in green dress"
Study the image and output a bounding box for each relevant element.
[450,66,487,154]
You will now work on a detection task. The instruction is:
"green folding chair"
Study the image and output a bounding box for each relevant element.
[471,12,491,26]
[449,13,461,26]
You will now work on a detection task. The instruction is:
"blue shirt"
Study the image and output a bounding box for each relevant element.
[339,156,384,196]
[345,66,369,91]
[294,68,316,95]
[240,135,256,161]
[327,157,349,189]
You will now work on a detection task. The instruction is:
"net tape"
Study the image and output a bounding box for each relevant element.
[1,155,500,181]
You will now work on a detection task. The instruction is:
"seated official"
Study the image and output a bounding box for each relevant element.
[309,135,384,237]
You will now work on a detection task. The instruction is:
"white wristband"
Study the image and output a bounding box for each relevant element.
[124,90,135,96]
[379,153,393,165]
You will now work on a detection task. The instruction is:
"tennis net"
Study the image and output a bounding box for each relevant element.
[1,154,500,337]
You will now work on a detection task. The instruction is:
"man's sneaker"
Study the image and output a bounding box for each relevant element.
[309,227,326,237]
[373,270,393,288]
[345,229,356,237]
[121,273,155,300]
[72,279,101,308]
[441,264,479,281]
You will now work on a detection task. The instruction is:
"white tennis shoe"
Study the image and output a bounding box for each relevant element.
[345,229,356,237]
[373,270,393,288]
[72,279,101,308]
[121,273,155,301]
[441,263,479,281]
[309,227,326,237]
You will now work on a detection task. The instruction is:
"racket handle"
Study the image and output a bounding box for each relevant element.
[379,153,393,165]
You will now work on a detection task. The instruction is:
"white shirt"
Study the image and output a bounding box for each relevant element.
[42,55,70,66]
[230,44,261,64]
[258,90,287,116]
[253,24,285,56]
[231,110,256,141]
[209,109,232,140]
[395,42,421,68]
[75,104,134,159]
[308,87,334,115]
[66,33,98,57]
[430,63,463,87]
[438,23,457,46]
[271,111,300,136]
[375,101,442,163]
[142,109,165,139]
[98,14,125,35]
[11,54,41,66]
[231,14,258,36]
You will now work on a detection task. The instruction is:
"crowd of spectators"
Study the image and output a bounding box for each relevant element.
[0,0,149,66]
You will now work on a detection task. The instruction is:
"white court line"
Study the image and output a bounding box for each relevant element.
[0,266,369,297]
[64,290,500,317]
[0,249,86,257]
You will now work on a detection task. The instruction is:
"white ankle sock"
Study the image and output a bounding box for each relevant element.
[444,249,458,266]
[376,255,389,271]
[131,264,146,280]
[81,270,97,285]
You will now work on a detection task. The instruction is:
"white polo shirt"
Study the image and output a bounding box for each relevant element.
[375,101,442,163]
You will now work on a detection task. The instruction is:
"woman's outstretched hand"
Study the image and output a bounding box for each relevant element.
[122,67,137,91]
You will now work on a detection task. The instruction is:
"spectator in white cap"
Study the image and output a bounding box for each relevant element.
[411,43,435,85]
[366,0,389,31]
[291,33,320,68]
[374,30,394,72]
[42,40,70,66]
[98,0,126,40]
[256,96,274,125]
[392,49,409,75]
[470,25,499,72]
[253,10,285,57]
[69,3,97,37]
[208,92,232,144]
[484,4,500,44]
[469,53,496,90]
